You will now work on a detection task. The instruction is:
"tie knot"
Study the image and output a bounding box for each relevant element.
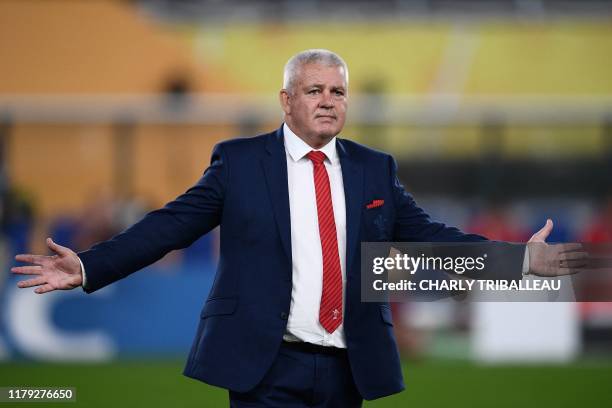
[307,150,326,165]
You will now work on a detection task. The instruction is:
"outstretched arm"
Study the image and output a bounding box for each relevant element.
[389,153,587,279]
[12,143,228,294]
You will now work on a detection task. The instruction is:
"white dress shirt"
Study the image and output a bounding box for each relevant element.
[282,123,348,348]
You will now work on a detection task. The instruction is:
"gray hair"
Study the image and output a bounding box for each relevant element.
[282,49,349,91]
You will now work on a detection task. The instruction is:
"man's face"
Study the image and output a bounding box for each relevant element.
[280,63,348,148]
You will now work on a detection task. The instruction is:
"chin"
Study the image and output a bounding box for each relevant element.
[314,126,341,140]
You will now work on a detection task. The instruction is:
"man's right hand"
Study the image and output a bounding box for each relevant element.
[11,238,83,294]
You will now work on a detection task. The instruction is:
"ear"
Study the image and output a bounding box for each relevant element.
[279,89,291,115]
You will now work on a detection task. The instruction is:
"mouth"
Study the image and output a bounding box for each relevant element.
[315,115,336,120]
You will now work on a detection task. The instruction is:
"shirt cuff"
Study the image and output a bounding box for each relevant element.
[522,246,530,276]
[78,257,88,288]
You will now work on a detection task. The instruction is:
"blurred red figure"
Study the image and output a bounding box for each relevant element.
[579,198,612,325]
[580,198,612,243]
[467,205,529,242]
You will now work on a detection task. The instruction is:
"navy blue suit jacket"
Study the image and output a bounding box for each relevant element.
[79,126,520,400]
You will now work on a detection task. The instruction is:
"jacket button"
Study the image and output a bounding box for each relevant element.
[280,312,288,320]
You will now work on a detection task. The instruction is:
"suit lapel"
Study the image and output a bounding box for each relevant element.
[262,127,292,265]
[338,139,364,276]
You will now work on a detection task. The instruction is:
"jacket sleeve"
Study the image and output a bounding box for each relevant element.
[78,143,228,293]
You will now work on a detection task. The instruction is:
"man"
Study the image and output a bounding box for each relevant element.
[12,49,585,407]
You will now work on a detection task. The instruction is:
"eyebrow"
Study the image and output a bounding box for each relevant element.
[305,84,346,91]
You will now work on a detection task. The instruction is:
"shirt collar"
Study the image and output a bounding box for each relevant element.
[283,123,338,165]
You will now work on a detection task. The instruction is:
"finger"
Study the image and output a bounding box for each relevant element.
[559,251,589,261]
[34,284,55,294]
[17,277,47,288]
[558,267,583,276]
[11,266,43,275]
[531,219,553,241]
[560,259,588,269]
[14,254,48,265]
[558,243,584,253]
[46,238,71,257]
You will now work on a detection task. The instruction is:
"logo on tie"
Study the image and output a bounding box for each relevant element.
[332,309,340,320]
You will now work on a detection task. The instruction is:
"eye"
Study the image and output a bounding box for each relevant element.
[334,90,345,96]
[308,89,320,95]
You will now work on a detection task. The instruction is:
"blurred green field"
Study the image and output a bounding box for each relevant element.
[2,359,612,407]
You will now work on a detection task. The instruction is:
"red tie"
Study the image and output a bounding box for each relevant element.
[307,150,343,333]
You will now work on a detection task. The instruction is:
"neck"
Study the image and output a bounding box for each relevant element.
[302,135,331,150]
[285,123,334,150]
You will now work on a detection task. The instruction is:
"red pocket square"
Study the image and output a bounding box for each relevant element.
[366,199,384,209]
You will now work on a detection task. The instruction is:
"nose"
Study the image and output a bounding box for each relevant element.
[318,91,334,109]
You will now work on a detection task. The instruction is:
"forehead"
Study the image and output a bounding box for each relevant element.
[296,63,347,87]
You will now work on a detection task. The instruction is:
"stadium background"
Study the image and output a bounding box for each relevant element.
[1,0,612,406]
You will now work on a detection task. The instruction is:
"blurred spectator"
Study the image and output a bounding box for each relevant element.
[578,196,612,351]
[47,191,218,268]
[580,197,612,243]
[1,188,34,257]
[162,70,193,113]
[466,203,529,242]
[49,192,150,253]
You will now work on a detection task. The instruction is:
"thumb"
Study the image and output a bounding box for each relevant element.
[46,237,70,256]
[530,219,553,242]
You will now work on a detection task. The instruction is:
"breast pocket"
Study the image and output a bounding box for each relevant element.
[363,208,392,241]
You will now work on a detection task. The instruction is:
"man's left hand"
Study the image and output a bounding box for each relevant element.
[527,219,588,277]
